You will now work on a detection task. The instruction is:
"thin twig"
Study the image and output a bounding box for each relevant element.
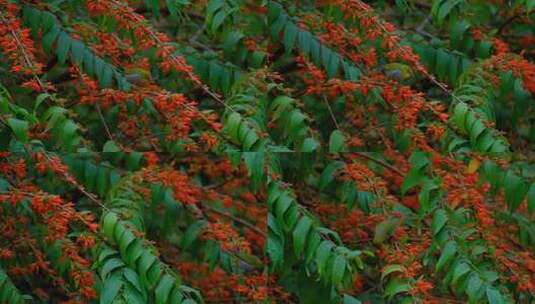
[189,24,206,44]
[354,152,405,177]
[203,204,267,237]
[0,14,47,91]
[416,13,431,32]
[322,95,340,130]
[41,151,104,206]
[95,104,115,142]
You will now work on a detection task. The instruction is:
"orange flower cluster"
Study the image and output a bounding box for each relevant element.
[179,155,266,251]
[186,156,235,180]
[152,92,199,141]
[34,153,77,185]
[492,38,510,55]
[382,85,427,130]
[178,263,289,303]
[313,203,382,245]
[143,151,159,167]
[0,154,26,180]
[0,1,43,76]
[203,221,252,254]
[30,194,63,216]
[426,123,446,142]
[480,218,535,293]
[69,269,97,301]
[142,167,202,205]
[91,32,135,65]
[1,186,97,302]
[409,279,434,298]
[324,0,427,74]
[86,0,197,82]
[438,159,494,226]
[210,192,266,250]
[318,20,367,63]
[61,239,97,301]
[178,263,239,302]
[199,132,219,150]
[344,160,388,193]
[379,233,431,280]
[296,55,365,98]
[83,1,221,148]
[235,275,290,303]
[503,55,535,94]
[74,64,201,142]
[491,239,535,292]
[6,233,57,279]
[0,248,14,260]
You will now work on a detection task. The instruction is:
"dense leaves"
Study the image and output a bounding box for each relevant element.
[0,0,534,303]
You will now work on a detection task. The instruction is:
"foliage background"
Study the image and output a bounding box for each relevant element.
[0,0,534,303]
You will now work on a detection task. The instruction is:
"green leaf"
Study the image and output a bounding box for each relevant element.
[118,230,136,255]
[34,93,51,113]
[452,102,469,133]
[486,286,504,304]
[100,275,122,304]
[527,183,535,214]
[305,231,321,264]
[267,233,284,268]
[326,53,340,78]
[288,110,306,140]
[450,19,471,47]
[103,140,122,153]
[451,262,470,285]
[59,119,79,147]
[56,31,71,64]
[373,218,400,245]
[298,137,317,153]
[381,264,405,281]
[71,40,84,65]
[384,278,410,298]
[138,251,157,285]
[225,112,242,141]
[181,220,207,249]
[293,216,312,258]
[125,152,143,170]
[210,10,226,32]
[206,0,223,15]
[432,209,448,235]
[466,275,483,303]
[7,118,29,143]
[436,240,457,272]
[318,161,343,191]
[315,240,333,277]
[242,129,259,151]
[283,23,298,52]
[503,170,529,212]
[123,268,144,294]
[329,130,346,153]
[100,65,114,88]
[42,25,60,54]
[154,274,175,304]
[331,254,346,285]
[102,212,119,239]
[101,258,124,278]
[401,153,429,195]
[343,294,361,304]
[437,0,463,24]
[435,49,449,80]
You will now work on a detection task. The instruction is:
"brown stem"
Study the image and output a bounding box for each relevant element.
[353,152,405,177]
[203,204,267,237]
[323,95,341,130]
